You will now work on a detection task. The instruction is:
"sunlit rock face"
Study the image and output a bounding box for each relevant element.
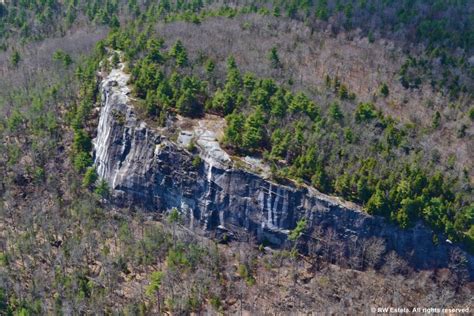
[94,65,474,278]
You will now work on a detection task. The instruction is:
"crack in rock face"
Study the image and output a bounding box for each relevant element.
[93,63,474,278]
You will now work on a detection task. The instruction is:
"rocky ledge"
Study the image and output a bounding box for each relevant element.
[93,64,474,278]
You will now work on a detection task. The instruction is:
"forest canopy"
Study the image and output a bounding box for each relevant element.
[83,22,474,249]
[0,1,473,314]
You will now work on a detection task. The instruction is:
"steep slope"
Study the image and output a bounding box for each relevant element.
[1,1,473,314]
[94,59,474,278]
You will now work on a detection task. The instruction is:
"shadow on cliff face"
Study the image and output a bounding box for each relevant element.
[93,59,474,282]
[104,145,474,282]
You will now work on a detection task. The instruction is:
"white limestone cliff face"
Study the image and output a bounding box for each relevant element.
[93,63,474,278]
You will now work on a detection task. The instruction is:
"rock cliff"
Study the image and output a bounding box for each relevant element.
[94,64,474,278]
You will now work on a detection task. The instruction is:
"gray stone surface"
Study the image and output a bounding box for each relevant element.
[94,65,474,278]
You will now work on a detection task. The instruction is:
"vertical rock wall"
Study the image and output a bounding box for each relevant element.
[94,66,474,278]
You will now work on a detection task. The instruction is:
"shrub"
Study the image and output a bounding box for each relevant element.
[380,83,389,97]
[82,167,98,188]
[355,102,377,122]
[192,155,202,168]
[468,107,474,121]
[73,152,93,172]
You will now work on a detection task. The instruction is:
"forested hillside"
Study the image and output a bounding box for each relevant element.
[0,0,473,314]
[2,0,473,52]
[93,16,472,246]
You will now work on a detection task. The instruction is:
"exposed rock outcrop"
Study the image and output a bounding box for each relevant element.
[94,65,474,278]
